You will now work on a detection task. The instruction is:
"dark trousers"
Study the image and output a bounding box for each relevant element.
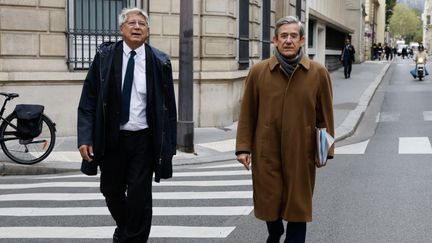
[100,129,154,243]
[343,60,352,78]
[266,219,306,243]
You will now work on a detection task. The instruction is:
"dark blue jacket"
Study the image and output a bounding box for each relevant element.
[77,41,177,182]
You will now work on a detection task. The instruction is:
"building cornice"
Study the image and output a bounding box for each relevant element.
[309,8,355,33]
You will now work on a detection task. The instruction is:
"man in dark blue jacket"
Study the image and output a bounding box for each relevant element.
[77,7,176,242]
[340,38,355,79]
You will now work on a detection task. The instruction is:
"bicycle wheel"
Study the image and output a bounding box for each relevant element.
[0,113,56,165]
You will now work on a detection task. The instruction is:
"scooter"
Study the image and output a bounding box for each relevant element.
[416,57,425,81]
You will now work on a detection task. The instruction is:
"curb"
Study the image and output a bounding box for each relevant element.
[334,61,392,142]
[0,162,77,176]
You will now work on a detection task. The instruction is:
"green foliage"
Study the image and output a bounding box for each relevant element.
[385,0,397,24]
[389,3,422,43]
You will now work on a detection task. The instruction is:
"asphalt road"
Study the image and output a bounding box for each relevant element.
[1,57,432,242]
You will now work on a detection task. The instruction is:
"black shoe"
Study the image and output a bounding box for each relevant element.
[266,234,282,243]
[113,227,121,243]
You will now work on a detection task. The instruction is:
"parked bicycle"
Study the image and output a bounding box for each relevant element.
[0,92,56,165]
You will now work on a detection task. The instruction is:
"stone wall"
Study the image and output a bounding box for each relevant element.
[0,0,67,72]
[0,0,276,136]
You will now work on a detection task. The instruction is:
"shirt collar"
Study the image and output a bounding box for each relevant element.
[123,42,145,58]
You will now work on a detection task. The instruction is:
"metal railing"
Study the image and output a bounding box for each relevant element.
[67,0,141,70]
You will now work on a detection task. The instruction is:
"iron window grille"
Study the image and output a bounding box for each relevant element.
[67,0,142,70]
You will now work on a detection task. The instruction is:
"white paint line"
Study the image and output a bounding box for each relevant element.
[399,137,432,154]
[154,191,252,199]
[195,163,243,169]
[0,182,99,190]
[45,151,82,162]
[0,226,236,238]
[0,193,104,201]
[199,139,236,152]
[153,206,253,216]
[0,180,252,189]
[335,140,370,154]
[173,170,251,177]
[0,206,253,216]
[32,174,99,180]
[0,191,252,201]
[423,111,432,121]
[150,225,236,238]
[34,169,251,180]
[377,112,400,122]
[153,180,252,187]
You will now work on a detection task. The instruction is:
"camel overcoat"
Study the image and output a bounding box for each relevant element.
[236,55,334,222]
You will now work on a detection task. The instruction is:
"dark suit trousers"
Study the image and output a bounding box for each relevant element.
[266,219,306,243]
[99,129,154,242]
[343,59,352,78]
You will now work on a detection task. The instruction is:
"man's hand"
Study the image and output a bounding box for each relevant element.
[236,153,251,171]
[79,145,94,162]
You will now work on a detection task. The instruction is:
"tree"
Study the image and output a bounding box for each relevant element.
[389,3,422,43]
[385,0,397,24]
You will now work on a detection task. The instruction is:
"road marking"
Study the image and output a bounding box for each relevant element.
[376,112,400,122]
[199,139,236,152]
[0,182,99,190]
[45,151,82,162]
[154,180,252,186]
[423,111,432,121]
[0,206,253,216]
[0,180,252,189]
[0,226,235,238]
[399,137,432,154]
[195,163,242,169]
[0,191,252,201]
[34,169,251,180]
[335,140,369,154]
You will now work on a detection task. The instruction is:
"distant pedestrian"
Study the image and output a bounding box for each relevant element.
[77,7,177,242]
[235,16,334,243]
[340,38,355,79]
[402,47,407,59]
[384,43,391,60]
[372,43,378,60]
[377,43,383,60]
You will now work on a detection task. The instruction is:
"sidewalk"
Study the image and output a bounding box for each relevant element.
[0,60,391,175]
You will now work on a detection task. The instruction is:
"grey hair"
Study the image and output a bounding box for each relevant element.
[118,7,149,27]
[274,16,304,37]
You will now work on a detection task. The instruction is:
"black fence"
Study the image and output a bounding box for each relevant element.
[67,0,141,70]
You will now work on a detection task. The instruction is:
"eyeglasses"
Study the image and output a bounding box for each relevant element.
[125,20,147,28]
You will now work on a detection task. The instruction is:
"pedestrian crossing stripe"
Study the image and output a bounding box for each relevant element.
[0,162,252,240]
[33,169,251,180]
[336,137,432,155]
[335,140,369,154]
[0,179,252,190]
[423,111,432,121]
[399,137,432,154]
[0,206,254,216]
[0,226,236,239]
[0,191,253,201]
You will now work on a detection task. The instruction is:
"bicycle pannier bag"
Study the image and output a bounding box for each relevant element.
[14,104,44,139]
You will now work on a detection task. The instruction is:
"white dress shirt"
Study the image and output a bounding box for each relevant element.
[120,42,148,131]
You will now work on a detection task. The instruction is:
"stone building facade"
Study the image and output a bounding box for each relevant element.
[364,0,386,60]
[423,0,432,51]
[308,0,366,70]
[0,0,368,136]
[0,0,277,136]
